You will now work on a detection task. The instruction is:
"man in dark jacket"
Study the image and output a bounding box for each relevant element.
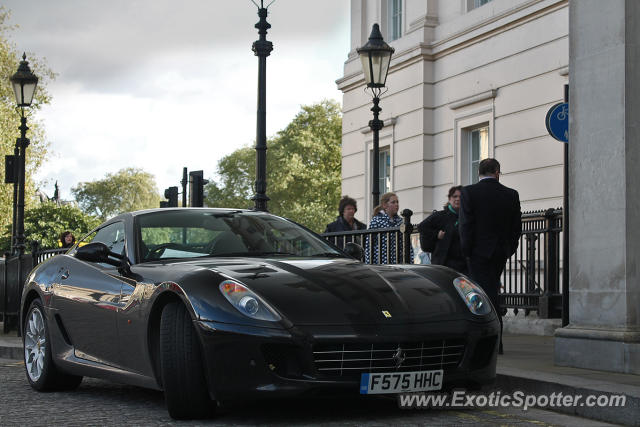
[459,158,521,354]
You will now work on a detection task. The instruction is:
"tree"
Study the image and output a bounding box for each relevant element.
[0,201,101,251]
[0,7,55,250]
[205,146,256,210]
[72,167,162,220]
[26,202,100,249]
[206,100,342,233]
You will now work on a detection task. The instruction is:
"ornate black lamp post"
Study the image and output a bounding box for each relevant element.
[10,53,38,255]
[251,0,274,212]
[357,24,394,209]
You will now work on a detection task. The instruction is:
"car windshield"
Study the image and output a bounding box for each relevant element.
[137,210,344,262]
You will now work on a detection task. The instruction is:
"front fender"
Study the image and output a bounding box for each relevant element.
[146,267,289,331]
[20,258,64,333]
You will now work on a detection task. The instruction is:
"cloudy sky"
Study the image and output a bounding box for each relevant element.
[3,0,350,200]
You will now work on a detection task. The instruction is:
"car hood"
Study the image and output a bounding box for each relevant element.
[205,258,463,325]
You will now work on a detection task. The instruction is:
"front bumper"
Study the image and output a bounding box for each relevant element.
[196,317,500,402]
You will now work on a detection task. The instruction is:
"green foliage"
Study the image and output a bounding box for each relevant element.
[0,201,101,251]
[206,100,342,233]
[25,202,101,249]
[0,7,55,250]
[71,167,162,220]
[205,145,256,210]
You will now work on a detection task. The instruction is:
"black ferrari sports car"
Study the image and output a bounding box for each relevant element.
[21,208,499,419]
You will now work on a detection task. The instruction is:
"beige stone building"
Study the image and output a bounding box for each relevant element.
[337,0,569,223]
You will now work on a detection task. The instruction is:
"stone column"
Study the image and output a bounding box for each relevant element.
[554,0,640,374]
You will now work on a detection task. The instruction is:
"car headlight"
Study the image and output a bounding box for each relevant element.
[453,277,492,315]
[219,280,281,322]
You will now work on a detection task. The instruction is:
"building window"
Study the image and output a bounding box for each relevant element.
[379,149,391,195]
[469,126,489,183]
[467,0,492,11]
[388,0,402,41]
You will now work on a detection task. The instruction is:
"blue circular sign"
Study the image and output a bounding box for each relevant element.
[545,102,568,143]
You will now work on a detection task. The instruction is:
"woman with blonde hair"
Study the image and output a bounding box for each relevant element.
[365,192,412,264]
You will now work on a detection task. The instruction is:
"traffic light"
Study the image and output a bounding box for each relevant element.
[5,155,16,183]
[161,186,179,208]
[189,171,208,207]
[164,186,179,207]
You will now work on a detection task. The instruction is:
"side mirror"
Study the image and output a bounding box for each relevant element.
[344,242,364,261]
[75,242,123,266]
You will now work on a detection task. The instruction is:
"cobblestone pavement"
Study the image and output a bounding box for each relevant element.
[0,360,617,426]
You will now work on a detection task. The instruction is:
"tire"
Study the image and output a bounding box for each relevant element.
[23,300,83,391]
[160,302,214,419]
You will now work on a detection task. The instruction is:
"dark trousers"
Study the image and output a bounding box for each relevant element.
[468,254,506,348]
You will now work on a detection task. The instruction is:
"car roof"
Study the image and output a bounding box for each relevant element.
[109,207,255,222]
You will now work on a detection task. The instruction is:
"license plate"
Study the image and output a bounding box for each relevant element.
[359,370,443,394]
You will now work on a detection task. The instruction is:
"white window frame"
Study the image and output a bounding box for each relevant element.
[467,0,492,12]
[378,148,391,195]
[468,125,490,184]
[386,0,403,41]
[453,109,495,185]
[361,118,396,219]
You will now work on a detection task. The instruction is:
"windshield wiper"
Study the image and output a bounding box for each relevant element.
[313,252,345,258]
[247,251,298,257]
[209,251,297,257]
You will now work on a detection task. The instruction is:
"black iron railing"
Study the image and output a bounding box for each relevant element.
[30,242,68,265]
[501,208,563,318]
[322,209,415,264]
[1,242,67,333]
[321,208,564,318]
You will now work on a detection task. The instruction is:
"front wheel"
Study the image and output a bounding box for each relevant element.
[160,301,214,419]
[23,299,82,391]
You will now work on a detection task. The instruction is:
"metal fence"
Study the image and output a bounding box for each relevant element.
[1,254,31,332]
[500,208,563,318]
[321,208,564,319]
[322,209,415,265]
[1,242,67,333]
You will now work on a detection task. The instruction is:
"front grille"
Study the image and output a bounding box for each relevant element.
[313,339,465,378]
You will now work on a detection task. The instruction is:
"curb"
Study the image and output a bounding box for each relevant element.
[494,370,640,427]
[0,338,21,361]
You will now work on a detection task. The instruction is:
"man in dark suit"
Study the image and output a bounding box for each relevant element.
[459,158,521,354]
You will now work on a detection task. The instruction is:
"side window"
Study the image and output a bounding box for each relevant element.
[89,222,126,255]
[77,229,97,246]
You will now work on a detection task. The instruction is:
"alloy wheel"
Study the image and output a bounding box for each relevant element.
[24,307,46,382]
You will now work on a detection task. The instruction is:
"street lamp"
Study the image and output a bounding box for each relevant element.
[10,53,38,255]
[357,23,394,209]
[251,0,274,212]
